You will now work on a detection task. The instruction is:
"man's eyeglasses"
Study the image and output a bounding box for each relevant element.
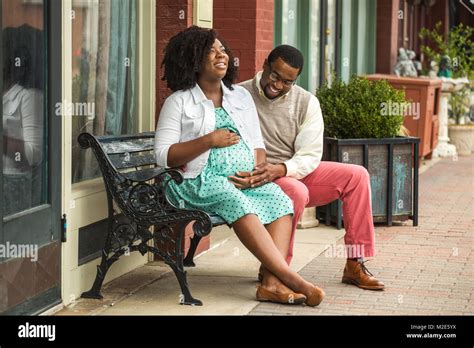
[268,70,297,87]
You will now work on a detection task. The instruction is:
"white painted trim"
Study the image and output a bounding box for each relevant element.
[138,0,156,132]
[136,0,158,262]
[61,0,74,307]
[61,0,157,306]
[193,0,213,28]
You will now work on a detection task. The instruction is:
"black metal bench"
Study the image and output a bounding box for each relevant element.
[77,132,227,306]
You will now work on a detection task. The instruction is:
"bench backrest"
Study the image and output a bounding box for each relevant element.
[77,132,169,220]
[95,132,156,171]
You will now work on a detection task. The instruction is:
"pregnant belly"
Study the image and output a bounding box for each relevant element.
[207,141,254,176]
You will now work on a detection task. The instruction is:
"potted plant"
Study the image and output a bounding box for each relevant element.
[367,52,447,159]
[419,22,474,156]
[447,85,473,156]
[315,76,420,228]
[366,69,442,162]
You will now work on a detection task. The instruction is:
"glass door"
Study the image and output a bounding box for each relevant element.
[1,0,62,315]
[320,0,338,86]
[275,0,340,91]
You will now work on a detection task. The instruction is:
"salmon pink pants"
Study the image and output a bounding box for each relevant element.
[274,161,376,264]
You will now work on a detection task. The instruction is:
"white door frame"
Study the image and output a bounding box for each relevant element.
[60,0,156,306]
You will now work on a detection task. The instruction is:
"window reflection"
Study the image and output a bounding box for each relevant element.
[71,0,138,183]
[2,0,46,217]
[309,0,321,93]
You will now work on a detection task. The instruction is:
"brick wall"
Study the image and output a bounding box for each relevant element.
[213,0,274,83]
[375,0,450,75]
[156,0,193,115]
[375,0,400,74]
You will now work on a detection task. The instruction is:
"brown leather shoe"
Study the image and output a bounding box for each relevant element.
[256,286,307,305]
[342,259,385,291]
[305,285,325,307]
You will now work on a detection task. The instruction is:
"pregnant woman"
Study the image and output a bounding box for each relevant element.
[155,26,324,306]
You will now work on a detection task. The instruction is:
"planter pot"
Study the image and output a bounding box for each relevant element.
[448,124,474,156]
[317,136,420,228]
[366,74,441,162]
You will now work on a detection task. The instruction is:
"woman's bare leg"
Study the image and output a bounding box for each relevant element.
[232,214,314,297]
[265,215,292,259]
[259,216,295,293]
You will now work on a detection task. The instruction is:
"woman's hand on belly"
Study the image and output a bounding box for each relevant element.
[167,128,238,168]
[209,128,240,148]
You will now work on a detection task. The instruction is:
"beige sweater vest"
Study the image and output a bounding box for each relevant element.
[240,76,311,163]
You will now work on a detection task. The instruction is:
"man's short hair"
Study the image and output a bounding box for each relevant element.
[267,45,304,75]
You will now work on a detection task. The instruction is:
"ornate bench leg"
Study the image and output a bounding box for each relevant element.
[81,246,124,299]
[167,263,202,306]
[82,196,116,300]
[183,235,202,267]
[166,221,202,306]
[81,250,109,299]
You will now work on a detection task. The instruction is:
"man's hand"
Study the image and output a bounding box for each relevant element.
[233,162,286,188]
[228,173,252,190]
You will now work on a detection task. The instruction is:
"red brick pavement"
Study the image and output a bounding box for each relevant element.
[249,155,474,315]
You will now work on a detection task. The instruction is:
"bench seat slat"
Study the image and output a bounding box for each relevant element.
[121,166,166,182]
[100,138,154,154]
[110,153,156,170]
[96,132,154,143]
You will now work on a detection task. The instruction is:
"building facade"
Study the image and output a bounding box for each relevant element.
[1,0,213,315]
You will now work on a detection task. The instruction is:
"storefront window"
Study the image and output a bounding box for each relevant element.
[280,0,298,46]
[2,0,47,216]
[276,0,322,92]
[71,0,138,183]
[323,0,336,86]
[309,0,321,93]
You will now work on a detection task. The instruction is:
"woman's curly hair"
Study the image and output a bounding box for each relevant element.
[161,25,237,92]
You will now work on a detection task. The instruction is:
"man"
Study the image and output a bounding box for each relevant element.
[238,45,384,291]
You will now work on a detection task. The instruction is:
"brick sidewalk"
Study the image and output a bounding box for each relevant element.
[249,155,474,316]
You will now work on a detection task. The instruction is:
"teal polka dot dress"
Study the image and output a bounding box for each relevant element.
[166,107,293,225]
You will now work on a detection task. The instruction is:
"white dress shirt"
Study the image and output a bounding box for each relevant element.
[3,84,44,175]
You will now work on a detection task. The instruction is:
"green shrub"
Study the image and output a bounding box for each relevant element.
[316,75,406,139]
[448,85,471,124]
[419,22,474,80]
